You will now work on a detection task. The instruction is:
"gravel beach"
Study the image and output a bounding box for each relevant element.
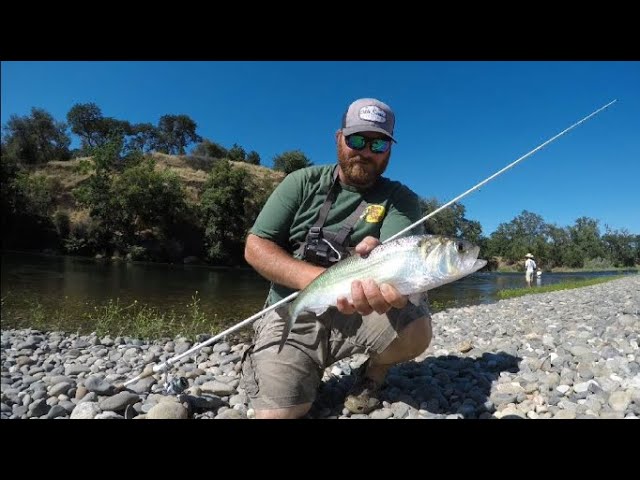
[2,275,638,419]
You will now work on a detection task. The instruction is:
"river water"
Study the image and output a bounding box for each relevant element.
[2,252,636,332]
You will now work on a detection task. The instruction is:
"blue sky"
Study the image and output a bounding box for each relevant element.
[2,61,638,236]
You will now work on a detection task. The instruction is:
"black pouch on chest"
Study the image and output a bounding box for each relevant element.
[294,168,367,268]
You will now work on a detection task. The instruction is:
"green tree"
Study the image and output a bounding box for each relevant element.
[565,216,605,267]
[72,138,128,252]
[485,210,547,263]
[112,158,187,234]
[460,219,483,245]
[191,139,228,159]
[246,150,261,165]
[126,123,158,153]
[228,143,247,162]
[272,150,313,174]
[2,108,71,164]
[419,198,482,243]
[544,224,571,268]
[200,160,251,264]
[67,103,132,154]
[602,226,636,267]
[154,114,202,155]
[67,103,133,155]
[17,174,62,217]
[0,155,19,210]
[1,156,26,245]
[73,139,189,258]
[67,103,103,148]
[0,155,61,249]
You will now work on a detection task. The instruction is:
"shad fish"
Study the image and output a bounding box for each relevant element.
[277,234,487,352]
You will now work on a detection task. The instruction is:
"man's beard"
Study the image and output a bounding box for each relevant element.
[337,144,389,189]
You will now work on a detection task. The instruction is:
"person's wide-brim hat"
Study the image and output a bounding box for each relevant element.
[525,253,534,258]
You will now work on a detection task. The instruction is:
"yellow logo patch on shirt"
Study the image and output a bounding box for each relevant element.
[363,204,385,223]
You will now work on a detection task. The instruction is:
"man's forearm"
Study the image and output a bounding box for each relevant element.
[245,234,324,291]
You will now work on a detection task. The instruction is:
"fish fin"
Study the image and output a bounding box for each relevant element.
[306,305,330,316]
[408,293,423,306]
[277,306,294,354]
[274,304,289,318]
[276,304,330,352]
[278,324,290,353]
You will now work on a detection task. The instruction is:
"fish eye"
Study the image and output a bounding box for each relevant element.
[456,242,465,253]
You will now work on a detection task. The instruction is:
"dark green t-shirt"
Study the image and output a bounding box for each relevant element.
[250,164,424,304]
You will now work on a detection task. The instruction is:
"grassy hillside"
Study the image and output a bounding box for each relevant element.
[4,153,288,263]
[35,153,285,210]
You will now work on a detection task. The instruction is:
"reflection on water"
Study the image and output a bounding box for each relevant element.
[2,252,636,329]
[1,252,271,325]
[441,270,636,308]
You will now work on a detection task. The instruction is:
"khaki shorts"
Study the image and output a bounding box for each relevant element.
[240,296,431,410]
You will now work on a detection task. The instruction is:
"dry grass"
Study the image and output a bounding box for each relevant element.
[151,153,285,202]
[152,153,284,182]
[37,157,94,189]
[69,208,91,225]
[230,160,285,181]
[30,153,286,208]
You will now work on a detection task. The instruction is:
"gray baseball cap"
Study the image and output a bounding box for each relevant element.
[341,98,396,142]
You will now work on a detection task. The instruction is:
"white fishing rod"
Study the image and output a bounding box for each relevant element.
[121,99,616,388]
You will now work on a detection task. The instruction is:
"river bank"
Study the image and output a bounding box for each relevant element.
[2,275,638,419]
[495,266,639,274]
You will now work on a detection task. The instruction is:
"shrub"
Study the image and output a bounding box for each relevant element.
[583,257,614,270]
[53,209,70,239]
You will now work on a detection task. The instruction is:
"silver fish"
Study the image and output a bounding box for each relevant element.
[277,234,487,352]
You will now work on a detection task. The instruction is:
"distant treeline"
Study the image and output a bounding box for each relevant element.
[2,105,639,269]
[1,104,313,172]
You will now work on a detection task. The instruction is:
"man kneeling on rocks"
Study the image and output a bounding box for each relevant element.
[240,98,433,419]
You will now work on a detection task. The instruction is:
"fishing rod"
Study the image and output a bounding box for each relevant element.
[121,99,616,388]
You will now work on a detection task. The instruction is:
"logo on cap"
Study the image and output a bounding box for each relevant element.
[359,105,387,124]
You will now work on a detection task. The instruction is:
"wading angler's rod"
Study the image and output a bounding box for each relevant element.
[121,99,617,388]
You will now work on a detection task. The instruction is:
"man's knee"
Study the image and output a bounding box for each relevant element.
[241,342,320,417]
[401,315,432,357]
[376,315,432,364]
[254,403,312,419]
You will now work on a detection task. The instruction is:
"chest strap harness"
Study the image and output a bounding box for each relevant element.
[294,167,368,267]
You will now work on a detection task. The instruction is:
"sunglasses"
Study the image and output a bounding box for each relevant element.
[345,134,391,154]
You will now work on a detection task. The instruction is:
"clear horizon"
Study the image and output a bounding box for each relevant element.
[2,61,638,236]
